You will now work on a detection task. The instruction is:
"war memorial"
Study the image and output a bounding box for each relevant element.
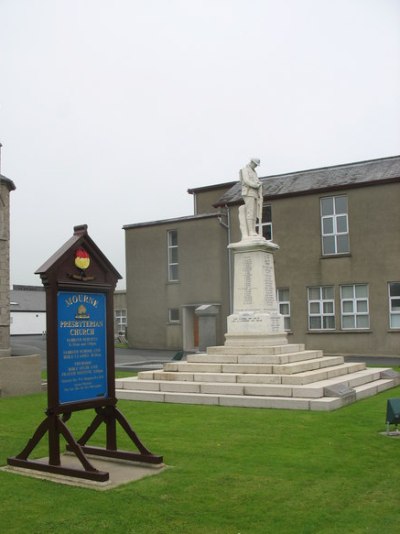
[116,159,400,410]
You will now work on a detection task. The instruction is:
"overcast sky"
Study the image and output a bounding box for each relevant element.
[1,0,399,289]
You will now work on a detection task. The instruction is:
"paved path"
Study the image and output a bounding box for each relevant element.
[10,335,400,371]
[10,335,177,371]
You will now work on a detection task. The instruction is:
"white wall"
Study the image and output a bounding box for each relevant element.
[10,312,46,335]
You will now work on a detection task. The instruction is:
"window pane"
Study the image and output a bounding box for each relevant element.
[391,299,400,311]
[308,287,321,300]
[356,300,368,313]
[262,205,271,223]
[169,265,178,280]
[310,302,320,314]
[390,283,400,297]
[342,316,355,329]
[390,315,400,328]
[321,197,334,216]
[341,286,354,298]
[169,308,179,321]
[278,288,289,300]
[323,316,335,329]
[168,231,177,246]
[170,247,178,263]
[322,218,334,234]
[323,236,336,255]
[280,303,290,315]
[335,196,348,214]
[355,285,368,298]
[310,317,321,329]
[356,315,369,329]
[323,302,333,314]
[342,301,353,313]
[322,287,334,299]
[336,215,348,233]
[262,225,272,240]
[336,234,349,253]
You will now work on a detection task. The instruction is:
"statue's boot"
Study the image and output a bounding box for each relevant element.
[248,219,258,236]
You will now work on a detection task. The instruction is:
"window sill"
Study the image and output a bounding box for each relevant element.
[320,253,351,259]
[307,330,372,334]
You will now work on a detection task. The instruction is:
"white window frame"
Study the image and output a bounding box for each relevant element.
[308,286,336,330]
[168,308,180,323]
[388,282,400,329]
[277,288,291,331]
[320,195,350,256]
[256,203,272,241]
[340,284,369,330]
[115,309,127,332]
[167,230,179,282]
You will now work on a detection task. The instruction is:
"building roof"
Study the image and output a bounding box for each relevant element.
[187,181,236,195]
[10,287,45,312]
[214,155,400,207]
[123,212,222,230]
[0,173,16,191]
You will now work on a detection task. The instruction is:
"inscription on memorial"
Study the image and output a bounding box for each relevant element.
[236,254,255,309]
[270,315,282,332]
[262,254,275,308]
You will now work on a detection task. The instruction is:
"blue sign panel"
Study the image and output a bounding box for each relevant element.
[57,291,107,404]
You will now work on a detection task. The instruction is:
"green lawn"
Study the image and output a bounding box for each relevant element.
[1,386,400,534]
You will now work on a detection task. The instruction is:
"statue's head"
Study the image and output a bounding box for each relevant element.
[250,158,260,168]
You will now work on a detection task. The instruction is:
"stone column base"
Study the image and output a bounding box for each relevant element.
[224,332,288,347]
[226,312,288,346]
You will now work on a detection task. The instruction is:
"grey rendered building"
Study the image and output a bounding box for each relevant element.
[124,156,400,359]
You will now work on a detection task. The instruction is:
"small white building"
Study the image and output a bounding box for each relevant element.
[10,285,46,335]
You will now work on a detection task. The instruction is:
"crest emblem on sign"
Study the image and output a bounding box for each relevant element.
[69,248,95,281]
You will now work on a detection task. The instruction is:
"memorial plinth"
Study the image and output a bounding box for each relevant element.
[226,237,287,346]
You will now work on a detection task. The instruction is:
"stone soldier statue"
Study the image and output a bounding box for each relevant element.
[238,158,263,239]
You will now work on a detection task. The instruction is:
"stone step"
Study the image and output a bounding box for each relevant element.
[136,362,366,386]
[288,368,385,398]
[115,369,400,411]
[114,386,380,411]
[272,356,344,375]
[162,356,344,376]
[206,344,305,356]
[354,378,399,400]
[163,361,274,374]
[280,362,366,385]
[115,387,323,409]
[187,350,323,365]
[115,368,393,400]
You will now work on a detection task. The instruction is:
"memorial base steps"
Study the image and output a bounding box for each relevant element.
[115,344,400,411]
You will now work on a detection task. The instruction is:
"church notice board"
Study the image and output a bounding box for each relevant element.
[57,291,108,405]
[36,224,122,413]
[7,225,162,482]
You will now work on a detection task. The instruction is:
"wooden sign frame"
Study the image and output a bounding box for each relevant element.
[8,225,162,482]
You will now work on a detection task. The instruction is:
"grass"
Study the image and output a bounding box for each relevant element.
[1,386,400,533]
[114,342,129,349]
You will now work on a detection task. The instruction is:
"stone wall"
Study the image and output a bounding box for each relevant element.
[0,177,12,357]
